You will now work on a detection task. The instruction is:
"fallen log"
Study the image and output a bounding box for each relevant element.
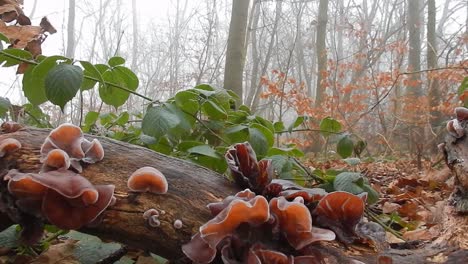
[0,127,239,261]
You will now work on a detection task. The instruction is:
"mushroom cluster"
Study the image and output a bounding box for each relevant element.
[182,142,380,263]
[0,123,114,243]
[40,123,104,172]
[446,107,468,138]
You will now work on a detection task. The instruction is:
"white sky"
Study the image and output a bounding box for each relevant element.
[1,0,176,104]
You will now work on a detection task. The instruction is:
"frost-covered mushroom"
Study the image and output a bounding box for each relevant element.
[42,184,115,230]
[207,189,256,216]
[173,219,183,229]
[42,149,71,170]
[313,191,365,243]
[269,196,335,250]
[143,208,159,219]
[455,106,468,121]
[81,138,105,163]
[1,121,23,133]
[0,138,21,157]
[200,195,270,249]
[7,170,99,206]
[127,167,168,194]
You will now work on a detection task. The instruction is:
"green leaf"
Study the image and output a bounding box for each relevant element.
[224,124,249,143]
[187,145,220,159]
[0,97,11,117]
[82,111,99,132]
[458,76,468,107]
[22,65,46,105]
[343,157,361,166]
[362,184,379,204]
[319,117,342,137]
[0,33,9,43]
[30,55,70,102]
[108,56,126,67]
[175,90,200,115]
[142,106,180,141]
[99,66,138,108]
[337,135,354,158]
[250,123,274,147]
[115,112,129,126]
[273,121,285,133]
[269,155,293,179]
[99,113,117,126]
[0,225,19,248]
[65,231,122,264]
[44,64,83,110]
[202,99,227,120]
[333,172,365,194]
[288,116,305,133]
[114,66,139,89]
[0,49,32,67]
[248,127,269,156]
[80,61,106,91]
[267,147,304,157]
[0,33,9,51]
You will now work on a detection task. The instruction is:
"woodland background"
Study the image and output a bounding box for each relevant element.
[1,0,467,160]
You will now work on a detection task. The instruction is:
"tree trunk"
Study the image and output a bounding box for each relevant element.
[427,0,441,128]
[224,0,250,107]
[314,0,329,107]
[65,0,76,58]
[407,0,422,96]
[131,0,138,71]
[0,128,239,261]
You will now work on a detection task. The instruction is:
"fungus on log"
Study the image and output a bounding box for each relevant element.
[441,106,468,213]
[0,127,239,261]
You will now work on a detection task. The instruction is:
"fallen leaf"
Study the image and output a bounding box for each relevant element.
[382,202,401,214]
[30,239,79,264]
[403,229,433,241]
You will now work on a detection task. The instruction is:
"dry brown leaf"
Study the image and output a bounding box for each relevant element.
[0,20,42,48]
[16,13,30,25]
[382,202,401,214]
[402,229,433,241]
[1,10,17,22]
[40,17,56,34]
[30,240,80,264]
[386,232,404,243]
[0,4,16,14]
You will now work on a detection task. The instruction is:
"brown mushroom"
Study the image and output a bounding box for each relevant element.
[1,121,23,133]
[6,169,99,206]
[81,138,105,163]
[200,195,270,249]
[182,232,217,264]
[42,184,115,230]
[270,196,335,250]
[207,188,256,216]
[455,106,468,121]
[143,208,159,219]
[127,167,168,194]
[173,219,183,229]
[42,149,71,170]
[0,138,21,157]
[41,123,85,160]
[313,191,365,243]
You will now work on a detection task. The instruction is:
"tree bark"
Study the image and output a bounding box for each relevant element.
[314,0,329,107]
[0,128,239,261]
[224,0,250,107]
[65,0,76,58]
[427,0,441,127]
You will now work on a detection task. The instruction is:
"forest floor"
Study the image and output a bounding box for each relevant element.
[0,159,467,263]
[310,158,468,263]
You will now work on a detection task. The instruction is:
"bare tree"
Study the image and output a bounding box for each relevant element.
[314,0,329,107]
[224,0,250,107]
[427,0,440,127]
[65,0,76,58]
